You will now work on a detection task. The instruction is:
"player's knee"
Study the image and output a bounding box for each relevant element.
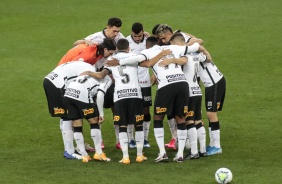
[135,125,143,132]
[177,123,186,130]
[73,126,83,132]
[154,120,163,128]
[119,126,127,133]
[90,123,99,129]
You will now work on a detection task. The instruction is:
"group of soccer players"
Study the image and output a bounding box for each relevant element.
[43,17,226,164]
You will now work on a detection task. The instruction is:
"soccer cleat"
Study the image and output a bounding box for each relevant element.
[84,143,95,152]
[199,152,208,157]
[116,142,121,149]
[184,152,200,160]
[93,152,111,162]
[101,142,105,149]
[71,153,83,160]
[155,153,169,162]
[165,138,176,150]
[63,151,67,157]
[173,155,184,163]
[119,157,130,164]
[143,140,151,148]
[206,145,212,152]
[207,147,222,156]
[64,152,76,159]
[136,155,147,163]
[82,155,92,163]
[129,139,136,148]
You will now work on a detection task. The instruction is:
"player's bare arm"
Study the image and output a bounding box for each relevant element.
[158,56,188,67]
[187,37,204,46]
[139,49,172,67]
[73,39,95,46]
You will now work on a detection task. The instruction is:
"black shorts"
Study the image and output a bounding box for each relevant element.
[103,83,114,108]
[205,77,226,112]
[64,97,99,120]
[141,87,152,107]
[43,78,68,118]
[113,98,144,126]
[154,82,189,117]
[186,95,202,121]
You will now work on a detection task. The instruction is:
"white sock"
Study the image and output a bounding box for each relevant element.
[208,127,214,147]
[135,131,144,156]
[91,128,102,154]
[168,118,177,139]
[127,124,134,141]
[99,124,103,143]
[154,128,166,155]
[63,120,74,154]
[60,119,66,151]
[176,129,187,158]
[211,130,221,148]
[119,132,129,158]
[188,127,198,155]
[197,126,206,153]
[143,121,150,141]
[74,132,88,156]
[114,125,119,144]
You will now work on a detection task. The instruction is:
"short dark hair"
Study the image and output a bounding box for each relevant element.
[146,36,159,48]
[108,17,122,27]
[152,24,160,35]
[116,38,129,51]
[169,32,185,43]
[132,22,143,34]
[97,38,116,55]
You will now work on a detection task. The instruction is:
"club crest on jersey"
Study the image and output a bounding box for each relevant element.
[156,107,167,114]
[135,115,144,122]
[83,108,94,115]
[54,107,65,114]
[113,115,120,122]
[208,101,212,107]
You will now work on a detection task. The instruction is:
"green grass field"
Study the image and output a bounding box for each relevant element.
[1,0,282,183]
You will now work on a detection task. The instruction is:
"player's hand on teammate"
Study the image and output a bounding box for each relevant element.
[105,58,119,66]
[99,116,105,124]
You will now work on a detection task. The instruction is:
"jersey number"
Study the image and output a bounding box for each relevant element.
[118,66,130,84]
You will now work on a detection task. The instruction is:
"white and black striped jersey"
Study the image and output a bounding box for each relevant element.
[126,35,150,88]
[64,75,112,103]
[183,53,202,97]
[84,29,125,44]
[105,52,142,102]
[141,45,188,89]
[197,53,224,87]
[44,61,96,89]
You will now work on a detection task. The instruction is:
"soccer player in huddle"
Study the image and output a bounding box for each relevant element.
[64,74,112,162]
[73,17,125,149]
[126,22,152,149]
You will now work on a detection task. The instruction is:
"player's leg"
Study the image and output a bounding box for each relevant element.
[141,87,152,148]
[115,100,130,164]
[173,82,190,162]
[165,115,177,149]
[206,77,226,155]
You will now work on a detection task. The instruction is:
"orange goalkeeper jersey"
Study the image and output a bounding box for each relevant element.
[57,44,102,66]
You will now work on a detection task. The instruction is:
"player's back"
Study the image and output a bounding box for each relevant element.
[85,30,124,44]
[106,52,142,102]
[60,61,96,88]
[197,55,223,87]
